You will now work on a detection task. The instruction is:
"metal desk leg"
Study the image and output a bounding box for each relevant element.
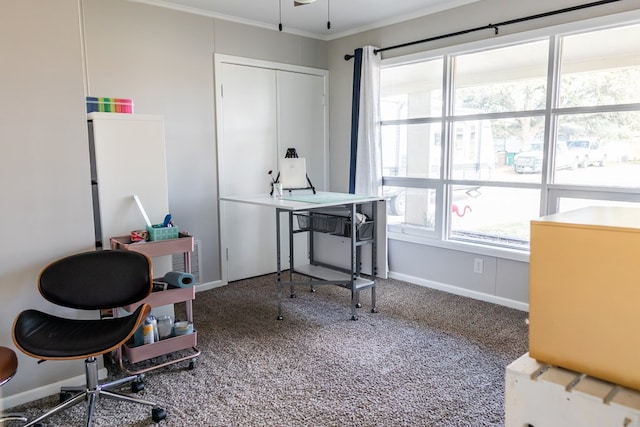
[350,202,359,321]
[371,200,378,314]
[288,210,296,298]
[276,208,284,320]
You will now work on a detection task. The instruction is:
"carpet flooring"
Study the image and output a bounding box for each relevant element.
[10,273,529,426]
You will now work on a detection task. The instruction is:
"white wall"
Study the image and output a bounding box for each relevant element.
[82,0,328,287]
[0,0,96,404]
[83,0,220,284]
[389,241,529,311]
[326,0,639,308]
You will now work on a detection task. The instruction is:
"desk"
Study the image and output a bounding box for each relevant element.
[220,192,386,320]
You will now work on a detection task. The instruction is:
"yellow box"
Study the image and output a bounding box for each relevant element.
[529,206,640,391]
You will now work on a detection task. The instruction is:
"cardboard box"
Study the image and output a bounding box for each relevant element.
[529,206,640,391]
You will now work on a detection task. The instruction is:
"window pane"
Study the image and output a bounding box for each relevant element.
[382,123,441,178]
[454,40,549,114]
[380,59,443,120]
[560,24,640,108]
[384,186,436,231]
[451,117,545,183]
[554,111,640,187]
[449,185,540,248]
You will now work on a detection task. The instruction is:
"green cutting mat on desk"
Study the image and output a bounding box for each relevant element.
[281,192,374,204]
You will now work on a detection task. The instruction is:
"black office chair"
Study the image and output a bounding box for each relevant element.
[0,346,28,425]
[12,250,167,426]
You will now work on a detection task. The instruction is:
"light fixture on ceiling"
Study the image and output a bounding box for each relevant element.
[278,0,330,32]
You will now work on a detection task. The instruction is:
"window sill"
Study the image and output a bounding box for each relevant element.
[388,230,530,263]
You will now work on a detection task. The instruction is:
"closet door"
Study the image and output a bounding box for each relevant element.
[217,57,328,283]
[276,71,327,190]
[218,63,278,282]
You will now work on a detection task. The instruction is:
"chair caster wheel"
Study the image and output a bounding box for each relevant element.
[351,315,359,321]
[59,391,73,403]
[131,379,145,393]
[152,407,167,422]
[355,303,362,308]
[277,315,283,320]
[371,308,378,313]
[289,294,297,298]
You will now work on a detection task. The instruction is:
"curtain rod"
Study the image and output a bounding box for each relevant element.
[344,0,623,60]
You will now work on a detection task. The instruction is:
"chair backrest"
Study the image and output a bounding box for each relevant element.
[38,250,152,310]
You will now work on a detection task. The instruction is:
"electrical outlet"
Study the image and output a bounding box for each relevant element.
[473,258,483,274]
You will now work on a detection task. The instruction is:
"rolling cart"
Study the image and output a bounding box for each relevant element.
[110,233,200,375]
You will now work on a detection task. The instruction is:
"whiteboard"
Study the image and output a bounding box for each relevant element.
[88,113,171,277]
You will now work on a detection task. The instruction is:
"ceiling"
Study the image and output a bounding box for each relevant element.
[131,0,479,40]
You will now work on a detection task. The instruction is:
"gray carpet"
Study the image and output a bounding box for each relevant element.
[12,274,529,426]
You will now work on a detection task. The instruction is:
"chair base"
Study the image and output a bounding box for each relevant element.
[0,413,28,425]
[22,357,166,427]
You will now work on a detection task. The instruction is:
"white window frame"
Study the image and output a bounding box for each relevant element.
[381,9,640,262]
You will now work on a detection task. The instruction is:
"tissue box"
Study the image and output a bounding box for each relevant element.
[146,224,179,241]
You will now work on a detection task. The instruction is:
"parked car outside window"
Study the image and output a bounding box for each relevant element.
[513,141,578,173]
[384,187,406,216]
[566,140,607,167]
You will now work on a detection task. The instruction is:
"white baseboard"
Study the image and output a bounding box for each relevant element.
[0,368,107,410]
[389,271,529,312]
[195,279,225,293]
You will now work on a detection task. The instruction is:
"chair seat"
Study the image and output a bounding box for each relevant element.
[13,305,147,360]
[0,346,18,386]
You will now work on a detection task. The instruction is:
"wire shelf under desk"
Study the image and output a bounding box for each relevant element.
[290,264,375,290]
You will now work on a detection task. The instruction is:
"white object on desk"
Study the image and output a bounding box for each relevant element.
[279,157,308,189]
[133,194,153,227]
[273,183,283,197]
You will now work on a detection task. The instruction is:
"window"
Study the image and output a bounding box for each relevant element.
[381,17,640,252]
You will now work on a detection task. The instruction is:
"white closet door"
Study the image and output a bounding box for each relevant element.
[217,57,328,283]
[276,71,327,191]
[218,63,278,282]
